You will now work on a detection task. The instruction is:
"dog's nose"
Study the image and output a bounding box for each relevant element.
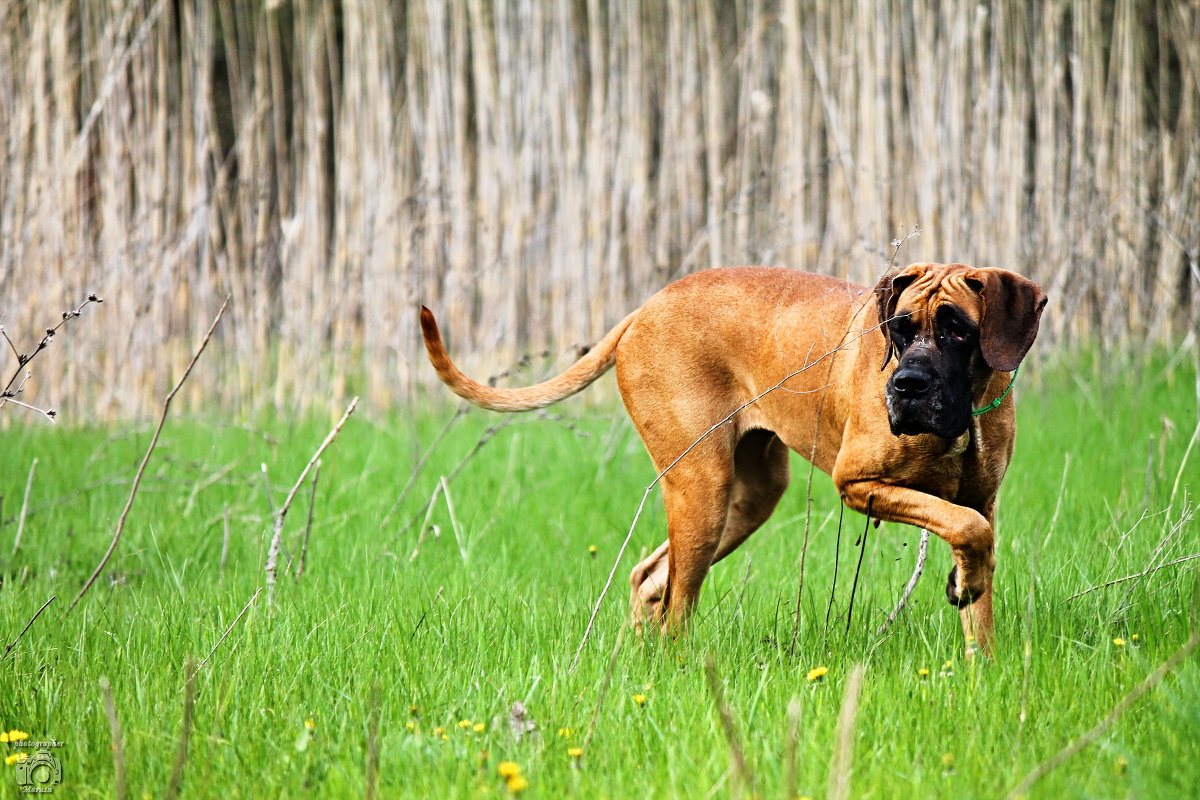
[892,367,932,396]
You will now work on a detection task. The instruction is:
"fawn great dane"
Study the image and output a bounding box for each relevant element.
[420,263,1046,654]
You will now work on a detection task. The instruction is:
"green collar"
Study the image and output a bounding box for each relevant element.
[972,367,1019,417]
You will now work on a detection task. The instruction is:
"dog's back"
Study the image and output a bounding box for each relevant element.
[614,267,873,474]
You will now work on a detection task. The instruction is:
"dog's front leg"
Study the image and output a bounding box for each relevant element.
[837,479,995,657]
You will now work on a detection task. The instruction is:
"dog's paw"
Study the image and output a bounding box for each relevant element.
[945,566,980,608]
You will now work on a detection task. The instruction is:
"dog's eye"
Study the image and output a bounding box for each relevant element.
[939,321,972,343]
[934,306,977,345]
[889,314,916,347]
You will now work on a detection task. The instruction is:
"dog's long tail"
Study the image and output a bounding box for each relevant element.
[419,306,639,412]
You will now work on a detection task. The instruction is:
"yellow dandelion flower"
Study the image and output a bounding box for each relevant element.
[1113,637,1126,646]
[5,753,28,765]
[433,727,445,737]
[588,545,598,555]
[918,668,930,677]
[506,774,529,793]
[1131,634,1139,641]
[459,719,473,729]
[304,719,315,729]
[944,660,953,668]
[474,723,486,733]
[942,753,955,767]
[442,733,450,741]
[806,666,828,681]
[557,727,573,738]
[568,747,583,758]
[497,761,521,778]
[406,721,416,731]
[0,733,7,743]
[632,693,647,706]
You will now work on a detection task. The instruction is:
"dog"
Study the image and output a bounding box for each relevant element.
[420,263,1046,655]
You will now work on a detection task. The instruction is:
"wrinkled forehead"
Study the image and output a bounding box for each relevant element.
[895,264,982,322]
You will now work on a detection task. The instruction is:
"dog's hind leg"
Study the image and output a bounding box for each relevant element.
[711,429,790,565]
[629,540,670,632]
[629,430,788,630]
[661,458,733,629]
[626,430,735,631]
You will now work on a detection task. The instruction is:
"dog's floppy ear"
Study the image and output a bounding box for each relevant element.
[963,268,1047,372]
[874,265,923,369]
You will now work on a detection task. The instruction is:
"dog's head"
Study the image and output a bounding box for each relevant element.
[874,263,1047,439]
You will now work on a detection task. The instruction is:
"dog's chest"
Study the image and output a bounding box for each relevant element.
[886,433,972,498]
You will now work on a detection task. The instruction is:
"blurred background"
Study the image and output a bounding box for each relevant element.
[1,0,1197,419]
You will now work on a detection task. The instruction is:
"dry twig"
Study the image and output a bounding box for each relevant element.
[844,497,873,635]
[164,657,197,800]
[828,664,866,800]
[821,502,847,644]
[395,417,518,539]
[380,403,469,529]
[1066,551,1200,601]
[581,623,627,753]
[783,696,803,800]
[294,462,322,577]
[266,397,359,612]
[99,677,127,800]
[877,529,930,635]
[2,595,56,660]
[11,457,36,555]
[1,294,102,422]
[194,587,262,676]
[703,656,756,799]
[366,680,381,800]
[1004,624,1199,799]
[69,297,229,612]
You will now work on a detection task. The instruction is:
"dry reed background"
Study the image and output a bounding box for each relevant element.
[1,0,1197,419]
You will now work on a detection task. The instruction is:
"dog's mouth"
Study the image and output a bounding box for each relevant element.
[886,378,971,440]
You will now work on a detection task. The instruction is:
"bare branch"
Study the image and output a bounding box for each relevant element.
[828,664,866,800]
[876,529,930,635]
[1004,626,1200,800]
[704,656,756,799]
[194,587,262,676]
[266,397,359,612]
[11,457,37,556]
[69,297,228,612]
[2,595,56,660]
[1066,551,1200,602]
[164,656,196,800]
[99,677,127,800]
[843,496,873,635]
[1,293,103,421]
[294,463,322,578]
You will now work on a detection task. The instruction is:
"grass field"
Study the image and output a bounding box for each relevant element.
[1,352,1197,799]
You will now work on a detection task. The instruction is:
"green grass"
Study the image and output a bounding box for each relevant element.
[1,354,1197,799]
